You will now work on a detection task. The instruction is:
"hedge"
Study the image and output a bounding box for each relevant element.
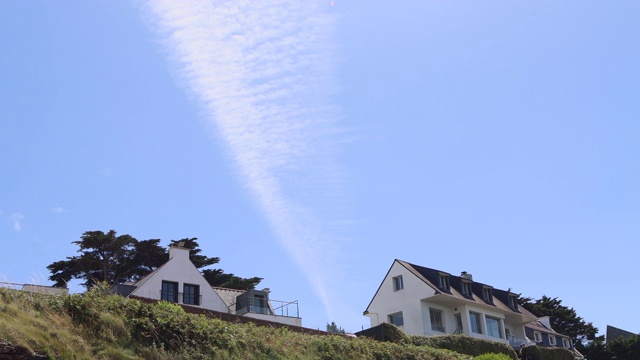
[410,334,518,360]
[519,345,574,360]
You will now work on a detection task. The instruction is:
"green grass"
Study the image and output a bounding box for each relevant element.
[0,286,472,359]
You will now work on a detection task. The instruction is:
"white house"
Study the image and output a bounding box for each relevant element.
[363,259,576,352]
[113,243,301,327]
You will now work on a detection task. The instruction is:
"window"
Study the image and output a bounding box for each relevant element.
[485,316,502,338]
[393,275,404,291]
[183,283,200,305]
[508,294,518,309]
[562,338,570,348]
[438,274,450,290]
[469,312,482,334]
[161,281,178,303]
[534,331,542,342]
[505,328,511,341]
[461,281,472,297]
[482,287,493,303]
[549,335,556,346]
[388,312,404,327]
[251,294,271,314]
[429,308,445,332]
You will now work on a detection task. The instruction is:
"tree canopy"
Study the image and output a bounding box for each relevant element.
[47,230,262,291]
[518,295,598,344]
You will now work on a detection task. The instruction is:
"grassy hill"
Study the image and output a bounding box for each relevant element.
[0,286,470,360]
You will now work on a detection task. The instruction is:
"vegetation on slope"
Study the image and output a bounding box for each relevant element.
[0,286,470,360]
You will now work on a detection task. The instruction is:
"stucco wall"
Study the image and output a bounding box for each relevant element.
[366,261,438,335]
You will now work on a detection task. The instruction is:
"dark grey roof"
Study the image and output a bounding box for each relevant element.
[396,260,538,319]
[606,325,637,342]
[404,261,520,310]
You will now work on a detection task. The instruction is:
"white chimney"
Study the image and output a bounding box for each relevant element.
[460,271,473,281]
[169,243,190,261]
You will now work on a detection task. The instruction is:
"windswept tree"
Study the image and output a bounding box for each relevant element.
[518,295,598,346]
[169,238,262,291]
[47,230,262,291]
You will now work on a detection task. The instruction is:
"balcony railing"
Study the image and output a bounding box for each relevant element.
[235,297,299,318]
[159,291,203,306]
[507,335,535,348]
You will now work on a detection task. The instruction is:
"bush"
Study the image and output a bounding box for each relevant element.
[410,334,518,360]
[475,353,513,360]
[381,323,411,344]
[519,345,574,360]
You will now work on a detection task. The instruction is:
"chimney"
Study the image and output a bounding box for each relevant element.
[461,271,473,281]
[169,243,190,261]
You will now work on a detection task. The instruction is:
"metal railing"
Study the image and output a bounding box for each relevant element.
[234,297,299,318]
[507,335,535,347]
[271,299,299,318]
[159,291,203,306]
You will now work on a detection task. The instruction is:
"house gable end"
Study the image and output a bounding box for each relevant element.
[364,259,439,315]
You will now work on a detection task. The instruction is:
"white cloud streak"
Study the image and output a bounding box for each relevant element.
[10,213,24,232]
[51,207,67,214]
[141,0,344,317]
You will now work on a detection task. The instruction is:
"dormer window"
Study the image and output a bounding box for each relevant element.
[508,294,518,310]
[438,274,450,291]
[482,286,493,303]
[461,281,472,297]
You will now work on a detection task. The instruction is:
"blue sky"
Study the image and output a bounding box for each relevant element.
[1,1,638,334]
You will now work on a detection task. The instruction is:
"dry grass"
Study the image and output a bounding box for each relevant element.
[0,287,470,360]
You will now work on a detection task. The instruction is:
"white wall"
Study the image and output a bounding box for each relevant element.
[366,261,438,335]
[131,246,228,313]
[244,312,302,327]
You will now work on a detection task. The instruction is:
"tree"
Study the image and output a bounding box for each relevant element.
[48,230,141,288]
[169,238,262,290]
[326,321,346,334]
[518,295,598,345]
[581,333,640,360]
[47,230,262,291]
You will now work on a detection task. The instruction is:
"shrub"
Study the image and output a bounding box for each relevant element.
[519,345,574,360]
[410,334,518,360]
[381,323,411,344]
[475,353,513,360]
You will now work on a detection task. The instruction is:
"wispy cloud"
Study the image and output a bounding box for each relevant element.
[51,206,67,214]
[10,213,24,232]
[141,0,344,317]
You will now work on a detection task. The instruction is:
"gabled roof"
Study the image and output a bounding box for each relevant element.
[130,262,168,288]
[606,325,637,342]
[364,259,538,321]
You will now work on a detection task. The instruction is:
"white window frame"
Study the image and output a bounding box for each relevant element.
[469,311,483,334]
[388,312,404,327]
[438,274,450,290]
[482,287,493,303]
[485,316,502,339]
[392,275,404,291]
[429,308,445,332]
[563,338,570,348]
[461,281,472,297]
[534,331,542,342]
[549,335,556,346]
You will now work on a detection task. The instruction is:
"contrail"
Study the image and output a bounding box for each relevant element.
[141,0,343,317]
